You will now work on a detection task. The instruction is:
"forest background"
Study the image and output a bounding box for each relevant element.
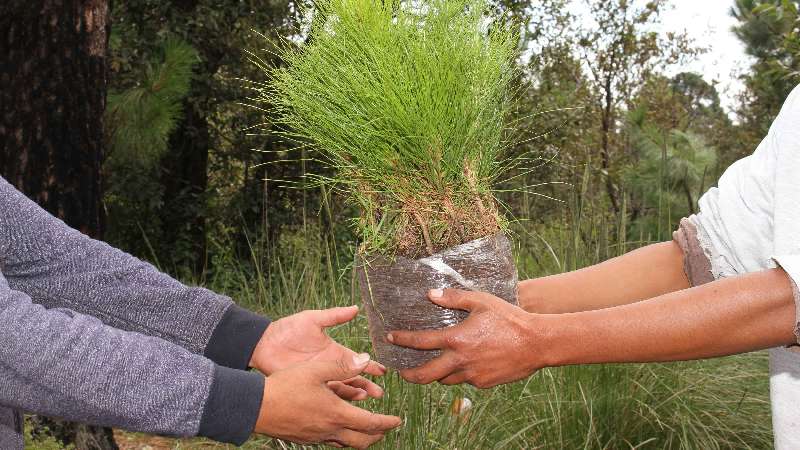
[2,0,800,448]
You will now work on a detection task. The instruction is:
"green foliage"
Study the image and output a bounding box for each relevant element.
[106,38,198,167]
[105,0,328,272]
[625,119,717,239]
[731,0,800,146]
[256,0,519,258]
[151,212,772,449]
[103,36,199,268]
[24,418,75,450]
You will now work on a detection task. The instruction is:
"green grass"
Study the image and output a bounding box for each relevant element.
[197,217,772,449]
[252,0,519,258]
[25,213,772,450]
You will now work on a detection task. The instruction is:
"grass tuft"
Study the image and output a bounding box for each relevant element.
[254,0,519,258]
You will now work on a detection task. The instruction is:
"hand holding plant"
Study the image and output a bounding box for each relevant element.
[388,289,543,388]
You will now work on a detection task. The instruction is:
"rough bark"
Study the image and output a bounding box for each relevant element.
[0,1,117,448]
[0,0,108,239]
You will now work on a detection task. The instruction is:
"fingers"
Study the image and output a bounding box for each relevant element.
[311,353,372,381]
[313,305,360,328]
[386,328,449,350]
[329,429,385,450]
[439,371,469,386]
[399,352,460,385]
[363,360,387,377]
[337,403,403,434]
[328,381,368,401]
[343,376,384,398]
[428,288,488,311]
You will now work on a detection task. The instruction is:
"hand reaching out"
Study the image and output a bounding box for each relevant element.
[256,353,402,449]
[251,306,386,400]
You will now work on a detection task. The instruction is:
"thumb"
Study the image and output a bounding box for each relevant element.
[428,288,482,311]
[313,305,360,328]
[311,353,372,382]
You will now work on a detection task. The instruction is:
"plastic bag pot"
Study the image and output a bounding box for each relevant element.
[356,233,518,369]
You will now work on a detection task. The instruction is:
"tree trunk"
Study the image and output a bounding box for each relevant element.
[600,76,620,215]
[0,1,117,448]
[0,0,107,239]
[162,97,210,275]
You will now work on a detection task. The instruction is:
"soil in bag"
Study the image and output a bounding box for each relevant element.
[356,233,518,370]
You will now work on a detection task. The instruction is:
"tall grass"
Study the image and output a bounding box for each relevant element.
[189,187,772,450]
[96,209,771,447]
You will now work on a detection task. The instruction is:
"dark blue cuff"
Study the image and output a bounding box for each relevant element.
[198,365,264,446]
[205,304,270,370]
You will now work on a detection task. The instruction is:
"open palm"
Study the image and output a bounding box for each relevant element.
[251,306,386,400]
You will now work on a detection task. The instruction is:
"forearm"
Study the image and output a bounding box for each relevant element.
[519,241,689,314]
[543,268,796,367]
[0,176,268,367]
[0,276,263,445]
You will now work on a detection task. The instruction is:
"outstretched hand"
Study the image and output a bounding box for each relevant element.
[256,354,402,449]
[252,306,386,400]
[388,289,542,389]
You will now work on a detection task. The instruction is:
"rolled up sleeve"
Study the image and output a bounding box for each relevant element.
[772,256,800,344]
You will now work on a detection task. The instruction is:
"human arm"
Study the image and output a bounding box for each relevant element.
[0,269,400,447]
[0,176,387,387]
[0,176,267,371]
[519,241,689,314]
[0,270,263,445]
[0,175,390,404]
[390,268,795,388]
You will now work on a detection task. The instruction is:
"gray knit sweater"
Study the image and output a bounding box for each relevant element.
[0,175,270,447]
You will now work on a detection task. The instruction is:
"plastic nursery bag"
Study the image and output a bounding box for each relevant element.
[356,233,518,370]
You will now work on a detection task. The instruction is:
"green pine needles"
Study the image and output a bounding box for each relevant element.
[106,38,198,167]
[255,0,518,258]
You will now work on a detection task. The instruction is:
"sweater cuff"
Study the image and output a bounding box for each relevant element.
[205,304,270,370]
[198,365,264,445]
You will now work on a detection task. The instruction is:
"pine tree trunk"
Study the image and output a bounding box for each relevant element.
[162,98,210,274]
[0,0,107,238]
[0,1,116,449]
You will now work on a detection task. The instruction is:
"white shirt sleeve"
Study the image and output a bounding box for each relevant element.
[769,84,800,285]
[691,84,800,282]
[688,85,800,450]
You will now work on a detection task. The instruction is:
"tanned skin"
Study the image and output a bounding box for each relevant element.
[249,306,402,448]
[520,241,690,314]
[387,242,797,389]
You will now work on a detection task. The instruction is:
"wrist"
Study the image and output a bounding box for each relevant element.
[519,277,577,314]
[517,279,542,312]
[198,365,265,445]
[532,312,589,368]
[206,304,271,371]
[250,329,279,374]
[254,376,270,434]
